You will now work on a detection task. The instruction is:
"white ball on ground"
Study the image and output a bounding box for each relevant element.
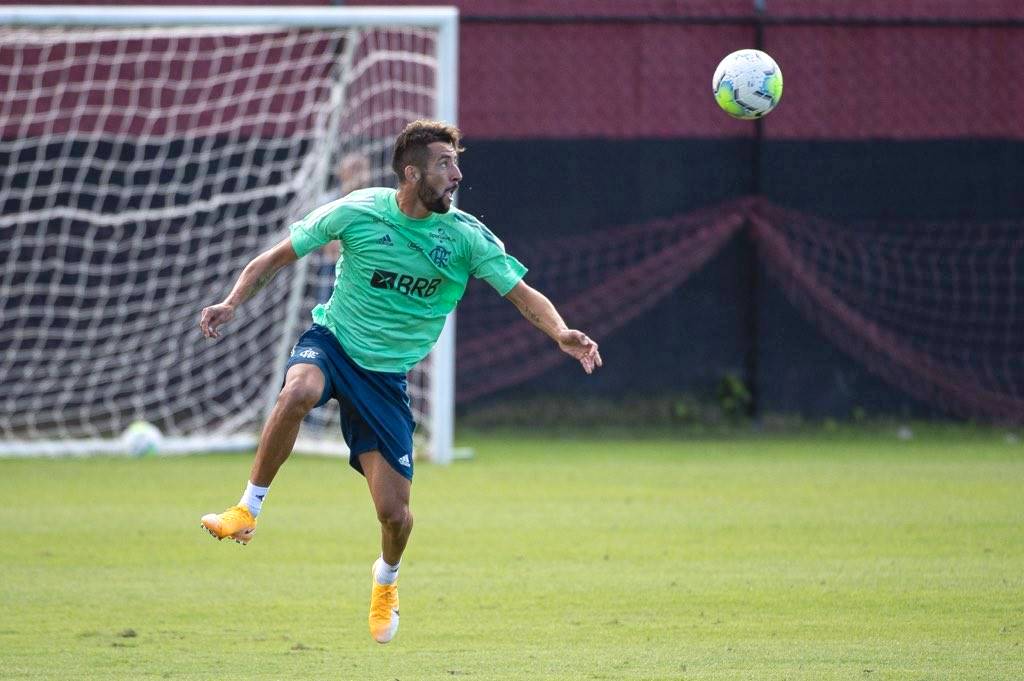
[122,420,163,457]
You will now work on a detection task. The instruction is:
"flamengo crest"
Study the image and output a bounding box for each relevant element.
[429,245,451,267]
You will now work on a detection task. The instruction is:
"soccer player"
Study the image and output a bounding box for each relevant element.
[198,120,602,644]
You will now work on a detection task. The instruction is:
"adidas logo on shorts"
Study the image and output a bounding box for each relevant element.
[397,455,411,467]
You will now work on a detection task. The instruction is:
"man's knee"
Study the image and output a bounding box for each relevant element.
[276,373,322,416]
[377,503,413,534]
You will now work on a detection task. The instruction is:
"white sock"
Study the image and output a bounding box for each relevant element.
[238,481,269,517]
[374,556,400,585]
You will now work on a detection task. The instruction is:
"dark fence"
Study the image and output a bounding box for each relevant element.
[427,0,1024,423]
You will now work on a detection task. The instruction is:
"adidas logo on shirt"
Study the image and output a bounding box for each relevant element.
[377,234,393,246]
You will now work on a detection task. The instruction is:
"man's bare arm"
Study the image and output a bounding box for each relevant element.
[199,237,298,338]
[504,280,603,374]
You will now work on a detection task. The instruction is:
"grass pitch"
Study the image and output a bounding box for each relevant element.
[1,431,1022,680]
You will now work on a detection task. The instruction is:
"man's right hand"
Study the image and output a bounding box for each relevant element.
[199,303,235,339]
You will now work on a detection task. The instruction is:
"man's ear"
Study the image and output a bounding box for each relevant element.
[404,165,420,183]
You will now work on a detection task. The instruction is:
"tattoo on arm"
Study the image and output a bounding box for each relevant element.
[522,305,543,326]
[229,263,281,305]
[508,284,569,341]
[247,270,277,299]
[516,298,565,338]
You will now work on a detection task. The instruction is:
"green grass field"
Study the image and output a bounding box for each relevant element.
[2,432,1022,680]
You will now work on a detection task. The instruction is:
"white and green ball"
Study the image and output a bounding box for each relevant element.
[713,49,783,120]
[122,420,163,457]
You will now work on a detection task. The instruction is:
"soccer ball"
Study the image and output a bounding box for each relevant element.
[712,49,783,119]
[122,420,163,457]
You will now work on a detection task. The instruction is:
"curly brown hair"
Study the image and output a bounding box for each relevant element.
[391,119,464,183]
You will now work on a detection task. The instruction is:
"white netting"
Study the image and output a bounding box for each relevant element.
[0,20,445,455]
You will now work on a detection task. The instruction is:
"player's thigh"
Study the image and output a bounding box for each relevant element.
[359,450,411,517]
[278,362,327,410]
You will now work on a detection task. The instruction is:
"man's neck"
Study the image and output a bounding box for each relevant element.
[395,185,429,219]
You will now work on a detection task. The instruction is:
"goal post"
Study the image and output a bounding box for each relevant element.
[0,5,458,462]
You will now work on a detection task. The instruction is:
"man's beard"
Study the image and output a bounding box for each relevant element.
[417,178,450,214]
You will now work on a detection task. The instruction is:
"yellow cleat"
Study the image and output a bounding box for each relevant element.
[200,505,257,545]
[368,562,400,644]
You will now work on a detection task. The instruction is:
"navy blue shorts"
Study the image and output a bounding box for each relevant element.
[286,324,415,480]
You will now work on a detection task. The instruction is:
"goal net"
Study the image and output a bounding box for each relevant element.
[0,6,458,460]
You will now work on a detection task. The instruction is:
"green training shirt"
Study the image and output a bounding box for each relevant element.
[289,187,528,373]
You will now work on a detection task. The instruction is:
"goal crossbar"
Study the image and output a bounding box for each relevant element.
[0,6,458,28]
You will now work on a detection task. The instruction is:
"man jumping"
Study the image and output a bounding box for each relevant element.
[198,120,602,644]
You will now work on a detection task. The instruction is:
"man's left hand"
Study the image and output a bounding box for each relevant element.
[557,329,603,374]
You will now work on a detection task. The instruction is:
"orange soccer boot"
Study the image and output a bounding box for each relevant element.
[200,505,257,545]
[368,559,400,643]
